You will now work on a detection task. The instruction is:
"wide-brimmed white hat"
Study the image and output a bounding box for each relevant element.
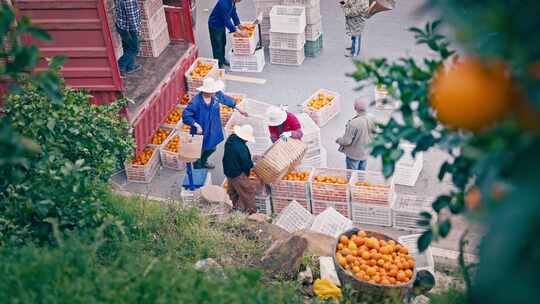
[233,124,255,143]
[197,77,225,93]
[266,106,287,127]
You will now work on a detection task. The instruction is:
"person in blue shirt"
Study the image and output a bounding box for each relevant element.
[182,77,248,169]
[208,0,248,68]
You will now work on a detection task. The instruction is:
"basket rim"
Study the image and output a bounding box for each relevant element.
[333,228,417,289]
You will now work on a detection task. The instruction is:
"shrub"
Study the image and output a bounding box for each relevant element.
[1,86,134,244]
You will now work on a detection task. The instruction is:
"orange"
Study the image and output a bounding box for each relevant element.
[465,186,482,210]
[396,271,407,282]
[345,255,355,264]
[361,251,370,260]
[373,275,382,284]
[399,246,409,255]
[339,235,349,246]
[404,269,413,278]
[377,259,385,267]
[366,267,377,277]
[430,58,513,132]
[358,231,367,238]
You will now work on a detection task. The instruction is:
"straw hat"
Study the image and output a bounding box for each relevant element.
[233,124,255,143]
[197,77,225,93]
[266,106,287,127]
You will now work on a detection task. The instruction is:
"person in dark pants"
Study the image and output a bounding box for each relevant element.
[115,0,142,75]
[182,77,248,169]
[223,125,257,214]
[208,0,247,68]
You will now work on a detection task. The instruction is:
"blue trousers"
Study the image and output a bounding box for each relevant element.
[116,26,139,72]
[346,157,367,171]
[351,35,362,57]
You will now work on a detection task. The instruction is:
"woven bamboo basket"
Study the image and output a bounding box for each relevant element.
[333,228,416,301]
[254,138,307,185]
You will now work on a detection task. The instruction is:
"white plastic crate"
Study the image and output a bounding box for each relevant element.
[225,110,271,139]
[310,207,353,238]
[140,6,167,40]
[255,0,282,16]
[282,0,319,7]
[301,146,327,168]
[393,195,436,232]
[398,234,435,274]
[297,113,321,147]
[272,197,311,215]
[270,167,314,200]
[185,57,219,95]
[256,195,273,215]
[304,145,323,159]
[229,48,266,73]
[270,6,306,34]
[349,170,395,206]
[350,198,394,227]
[310,168,352,203]
[270,31,306,50]
[261,16,271,33]
[220,92,246,125]
[302,89,341,127]
[159,133,187,171]
[270,47,305,65]
[394,143,424,186]
[305,20,323,41]
[282,0,320,24]
[274,200,314,233]
[231,22,260,55]
[139,26,170,57]
[124,147,161,183]
[311,200,351,219]
[247,138,272,158]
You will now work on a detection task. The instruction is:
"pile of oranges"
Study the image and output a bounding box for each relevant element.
[282,171,310,181]
[221,95,244,114]
[181,124,192,133]
[179,94,190,106]
[314,175,348,185]
[307,92,334,110]
[233,23,256,38]
[355,181,388,188]
[335,231,415,286]
[191,62,213,79]
[165,135,180,153]
[165,109,182,125]
[132,147,155,166]
[150,128,172,145]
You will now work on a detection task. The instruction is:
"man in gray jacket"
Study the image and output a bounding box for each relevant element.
[336,98,376,170]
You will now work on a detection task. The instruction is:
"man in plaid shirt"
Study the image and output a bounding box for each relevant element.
[115,0,141,75]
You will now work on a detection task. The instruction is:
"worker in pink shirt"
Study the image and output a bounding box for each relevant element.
[265,106,303,142]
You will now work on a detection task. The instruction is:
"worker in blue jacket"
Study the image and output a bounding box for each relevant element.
[182,77,248,169]
[208,0,248,68]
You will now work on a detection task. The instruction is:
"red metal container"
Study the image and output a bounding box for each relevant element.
[14,0,123,105]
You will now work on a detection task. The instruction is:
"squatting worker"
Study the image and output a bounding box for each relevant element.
[339,0,376,57]
[182,77,248,169]
[223,124,257,214]
[208,0,248,68]
[265,106,303,142]
[336,98,376,170]
[115,0,142,75]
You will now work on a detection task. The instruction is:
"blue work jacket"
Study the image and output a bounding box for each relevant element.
[208,0,240,33]
[182,91,236,150]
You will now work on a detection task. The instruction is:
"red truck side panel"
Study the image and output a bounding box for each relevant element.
[14,0,123,104]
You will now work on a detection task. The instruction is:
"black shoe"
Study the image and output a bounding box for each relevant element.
[346,47,352,51]
[222,60,230,67]
[125,64,142,74]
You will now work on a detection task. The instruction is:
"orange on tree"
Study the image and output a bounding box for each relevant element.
[429,58,513,132]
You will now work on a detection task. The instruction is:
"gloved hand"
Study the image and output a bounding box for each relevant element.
[193,123,203,135]
[280,131,292,141]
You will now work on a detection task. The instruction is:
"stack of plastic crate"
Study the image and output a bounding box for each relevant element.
[302,89,341,127]
[393,143,424,186]
[310,168,353,218]
[254,0,281,47]
[349,170,396,227]
[269,6,306,65]
[393,195,436,232]
[229,22,265,72]
[283,0,322,57]
[270,167,314,214]
[297,113,324,166]
[139,0,170,57]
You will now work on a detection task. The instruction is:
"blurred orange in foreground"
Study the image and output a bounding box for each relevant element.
[430,58,513,132]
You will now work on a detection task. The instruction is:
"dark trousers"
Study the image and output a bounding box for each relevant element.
[194,149,215,169]
[116,26,140,72]
[209,26,227,67]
